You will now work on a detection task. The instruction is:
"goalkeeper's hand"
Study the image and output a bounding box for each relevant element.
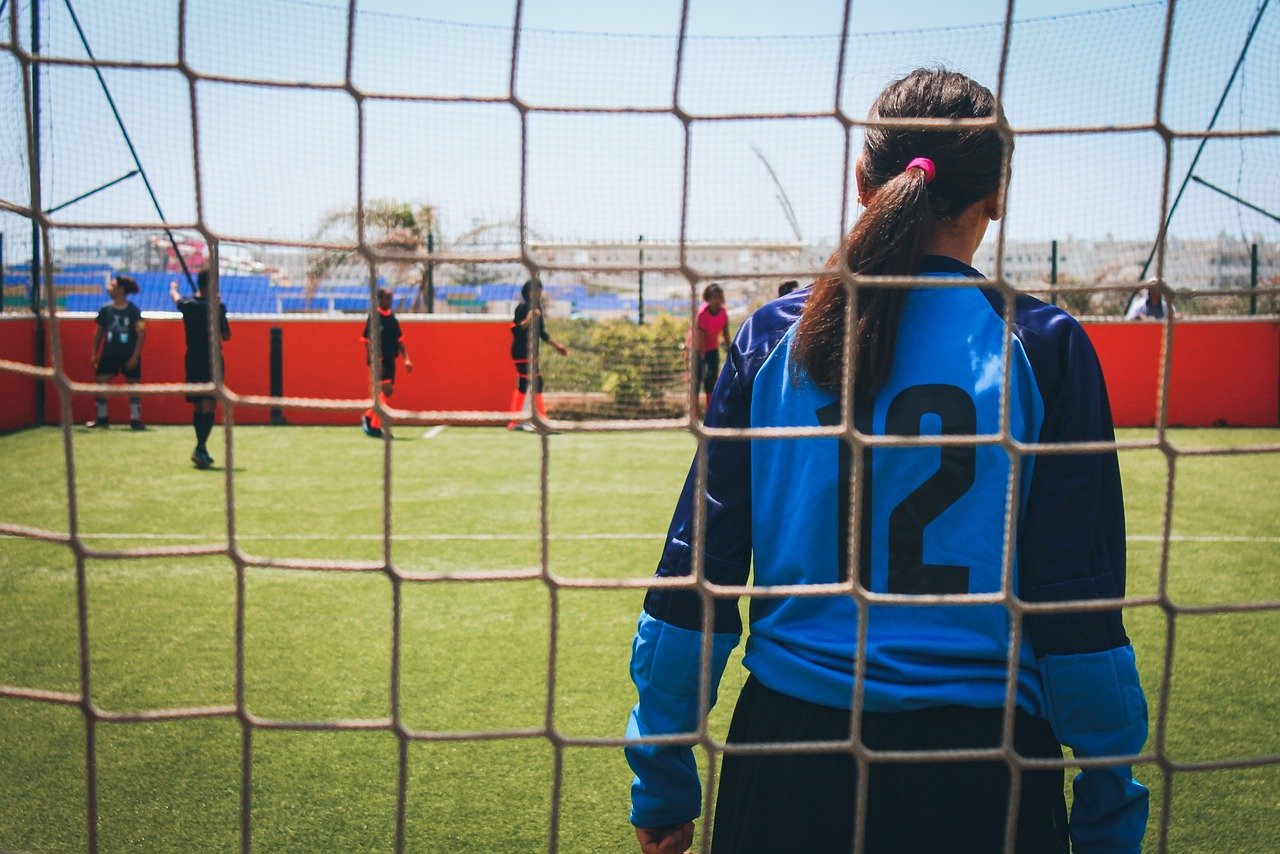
[635,821,693,854]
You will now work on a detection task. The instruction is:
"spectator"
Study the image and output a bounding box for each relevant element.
[1125,280,1176,320]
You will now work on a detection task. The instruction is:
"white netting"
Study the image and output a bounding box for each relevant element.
[1,0,1278,851]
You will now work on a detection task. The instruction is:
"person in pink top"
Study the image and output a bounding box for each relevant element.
[693,283,732,417]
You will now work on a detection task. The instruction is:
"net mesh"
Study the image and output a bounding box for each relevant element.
[1,0,1278,851]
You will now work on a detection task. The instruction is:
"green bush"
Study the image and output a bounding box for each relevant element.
[542,316,690,418]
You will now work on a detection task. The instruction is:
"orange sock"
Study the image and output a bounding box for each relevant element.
[365,407,381,430]
[534,392,548,418]
[508,389,526,428]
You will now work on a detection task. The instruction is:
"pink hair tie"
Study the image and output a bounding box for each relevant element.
[905,157,936,184]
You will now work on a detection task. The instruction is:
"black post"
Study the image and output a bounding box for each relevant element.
[637,234,645,325]
[1049,239,1058,306]
[425,230,435,314]
[269,326,286,425]
[31,0,45,426]
[1250,243,1259,316]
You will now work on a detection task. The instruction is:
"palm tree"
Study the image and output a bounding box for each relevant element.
[307,199,439,311]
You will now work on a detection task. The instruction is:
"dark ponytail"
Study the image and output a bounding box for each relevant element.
[795,68,1006,393]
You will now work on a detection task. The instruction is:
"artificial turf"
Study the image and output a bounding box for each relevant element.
[1,424,1276,851]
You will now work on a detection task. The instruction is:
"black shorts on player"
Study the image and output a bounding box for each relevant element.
[712,676,1069,853]
[96,353,142,381]
[514,359,543,394]
[372,356,396,385]
[184,355,220,403]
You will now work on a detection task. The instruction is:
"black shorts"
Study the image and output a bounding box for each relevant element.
[185,353,219,403]
[96,352,141,381]
[697,349,720,394]
[377,357,396,384]
[712,675,1069,854]
[514,360,542,394]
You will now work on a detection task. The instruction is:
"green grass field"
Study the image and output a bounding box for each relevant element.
[1,424,1277,852]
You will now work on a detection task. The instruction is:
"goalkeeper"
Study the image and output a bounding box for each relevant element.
[625,67,1148,854]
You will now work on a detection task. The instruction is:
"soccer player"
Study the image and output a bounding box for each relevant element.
[508,279,568,430]
[361,287,413,438]
[626,68,1148,854]
[691,283,731,418]
[87,275,146,429]
[171,271,230,469]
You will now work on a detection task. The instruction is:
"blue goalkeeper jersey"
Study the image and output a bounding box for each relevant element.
[626,256,1148,851]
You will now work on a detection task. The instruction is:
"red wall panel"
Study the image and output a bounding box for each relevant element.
[0,316,38,431]
[34,315,513,427]
[1088,320,1280,428]
[4,314,1277,430]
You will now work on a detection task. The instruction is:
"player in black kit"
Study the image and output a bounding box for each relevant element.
[361,288,413,438]
[508,279,568,430]
[87,275,147,429]
[171,271,231,469]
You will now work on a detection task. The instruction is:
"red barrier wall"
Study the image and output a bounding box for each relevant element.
[0,316,38,431]
[1089,320,1280,428]
[29,315,513,427]
[2,314,1277,430]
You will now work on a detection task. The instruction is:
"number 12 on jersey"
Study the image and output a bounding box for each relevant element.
[817,384,977,595]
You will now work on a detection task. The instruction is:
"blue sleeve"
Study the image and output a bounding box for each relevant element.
[642,334,753,633]
[627,331,755,828]
[1012,303,1149,852]
[625,613,738,828]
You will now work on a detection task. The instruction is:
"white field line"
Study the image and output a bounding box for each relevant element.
[61,532,1280,544]
[422,426,446,439]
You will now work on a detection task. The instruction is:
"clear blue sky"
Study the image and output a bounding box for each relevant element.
[348,0,1129,37]
[1,0,1275,259]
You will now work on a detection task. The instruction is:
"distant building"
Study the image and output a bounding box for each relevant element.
[11,233,1272,319]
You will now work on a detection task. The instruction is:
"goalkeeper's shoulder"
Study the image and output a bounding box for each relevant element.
[722,287,807,384]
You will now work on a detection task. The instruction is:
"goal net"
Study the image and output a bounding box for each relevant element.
[1,0,1277,851]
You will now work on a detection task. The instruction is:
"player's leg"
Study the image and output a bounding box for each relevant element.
[186,354,217,467]
[378,377,394,437]
[124,358,144,429]
[532,373,547,419]
[701,349,720,417]
[692,351,710,419]
[88,370,113,427]
[508,362,530,429]
[189,399,217,468]
[362,365,394,437]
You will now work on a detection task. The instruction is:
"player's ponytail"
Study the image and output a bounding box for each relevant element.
[795,68,1006,393]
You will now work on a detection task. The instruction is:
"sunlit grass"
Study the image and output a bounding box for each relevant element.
[1,425,1276,851]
